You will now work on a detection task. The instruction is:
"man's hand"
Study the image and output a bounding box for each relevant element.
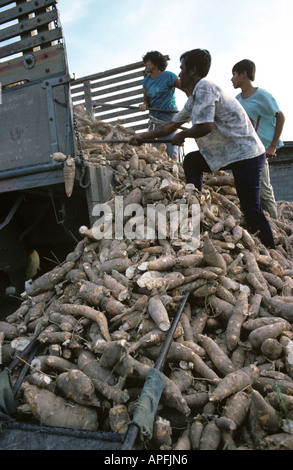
[129,135,144,146]
[172,131,186,146]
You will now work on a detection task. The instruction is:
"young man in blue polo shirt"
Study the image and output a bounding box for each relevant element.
[130,49,275,249]
[231,59,285,220]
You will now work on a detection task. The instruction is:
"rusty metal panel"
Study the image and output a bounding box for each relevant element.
[0,84,53,170]
[0,44,68,86]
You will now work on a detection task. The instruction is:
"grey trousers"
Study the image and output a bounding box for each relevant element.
[260,159,278,220]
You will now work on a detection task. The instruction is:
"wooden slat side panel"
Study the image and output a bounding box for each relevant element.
[0,0,57,25]
[90,70,144,91]
[126,123,149,132]
[71,61,145,86]
[71,78,143,102]
[94,107,148,122]
[0,0,16,8]
[93,89,144,105]
[95,113,149,126]
[74,97,144,109]
[69,58,172,133]
[0,27,63,59]
[0,9,58,42]
[90,79,142,99]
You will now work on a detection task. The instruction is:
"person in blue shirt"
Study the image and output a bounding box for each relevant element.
[231,59,285,219]
[139,51,183,160]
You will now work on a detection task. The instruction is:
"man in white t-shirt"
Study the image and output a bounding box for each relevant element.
[129,49,275,249]
[231,59,285,220]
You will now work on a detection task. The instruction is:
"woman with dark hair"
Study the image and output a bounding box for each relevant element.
[139,51,182,160]
[130,49,275,249]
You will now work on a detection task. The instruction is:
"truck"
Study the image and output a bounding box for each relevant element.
[0,1,174,450]
[0,0,151,304]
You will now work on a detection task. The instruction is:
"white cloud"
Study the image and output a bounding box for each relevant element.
[58,0,95,25]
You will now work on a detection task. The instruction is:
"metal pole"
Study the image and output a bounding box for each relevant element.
[121,291,190,451]
[80,139,174,145]
[154,291,190,372]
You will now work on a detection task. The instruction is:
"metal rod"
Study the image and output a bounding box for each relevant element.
[0,162,63,181]
[121,424,139,451]
[93,102,178,114]
[155,291,191,372]
[121,292,190,451]
[13,343,39,397]
[8,326,48,372]
[81,139,174,144]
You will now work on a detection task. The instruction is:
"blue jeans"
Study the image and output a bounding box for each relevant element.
[183,151,275,248]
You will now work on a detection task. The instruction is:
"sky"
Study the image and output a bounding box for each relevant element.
[57,0,293,142]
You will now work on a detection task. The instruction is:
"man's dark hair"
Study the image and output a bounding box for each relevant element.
[180,49,211,78]
[232,59,256,81]
[142,51,168,71]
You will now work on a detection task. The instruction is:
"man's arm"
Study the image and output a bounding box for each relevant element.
[129,120,183,145]
[266,111,285,157]
[172,122,215,146]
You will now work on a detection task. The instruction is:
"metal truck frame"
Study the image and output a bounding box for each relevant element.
[0,0,115,300]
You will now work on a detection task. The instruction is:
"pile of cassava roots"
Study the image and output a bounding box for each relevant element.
[1,107,293,451]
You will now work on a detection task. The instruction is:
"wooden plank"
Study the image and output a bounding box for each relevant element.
[71,93,86,103]
[0,9,58,42]
[0,0,15,7]
[101,121,149,132]
[93,89,144,105]
[0,0,57,26]
[90,71,144,90]
[94,101,147,116]
[70,78,143,102]
[70,83,85,93]
[98,120,149,132]
[120,114,149,125]
[0,27,63,59]
[72,88,143,105]
[98,114,149,126]
[70,72,144,100]
[83,80,93,116]
[94,108,148,122]
[130,124,149,132]
[94,97,143,109]
[71,55,168,86]
[36,6,56,50]
[90,79,143,99]
[71,61,145,86]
